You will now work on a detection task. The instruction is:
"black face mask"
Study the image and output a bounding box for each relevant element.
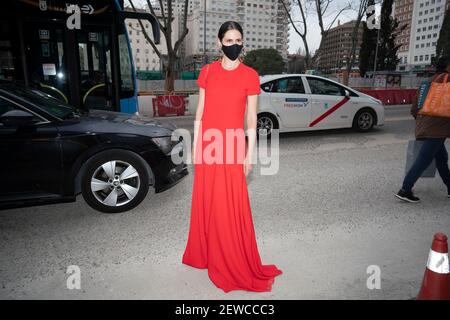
[221,43,243,61]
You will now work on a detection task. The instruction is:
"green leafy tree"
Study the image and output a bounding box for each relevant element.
[243,48,285,75]
[434,8,450,65]
[376,0,406,71]
[359,0,377,76]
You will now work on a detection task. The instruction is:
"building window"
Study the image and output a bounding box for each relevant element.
[414,56,418,62]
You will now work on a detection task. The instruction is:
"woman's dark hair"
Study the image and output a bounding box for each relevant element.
[435,54,450,73]
[217,21,243,42]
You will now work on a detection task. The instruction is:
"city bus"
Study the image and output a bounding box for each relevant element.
[0,0,160,113]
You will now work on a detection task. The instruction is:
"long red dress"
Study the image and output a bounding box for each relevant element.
[182,60,283,293]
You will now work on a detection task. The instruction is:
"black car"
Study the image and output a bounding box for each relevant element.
[0,81,188,213]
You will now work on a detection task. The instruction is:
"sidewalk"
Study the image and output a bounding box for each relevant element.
[149,104,412,129]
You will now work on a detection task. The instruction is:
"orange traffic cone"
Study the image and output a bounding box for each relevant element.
[417,233,450,300]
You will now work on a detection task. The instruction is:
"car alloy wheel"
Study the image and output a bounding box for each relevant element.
[257,116,273,137]
[357,111,374,131]
[90,160,140,207]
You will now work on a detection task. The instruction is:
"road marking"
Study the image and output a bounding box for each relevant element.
[385,116,414,122]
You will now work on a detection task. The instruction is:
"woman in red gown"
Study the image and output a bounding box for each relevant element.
[182,21,282,293]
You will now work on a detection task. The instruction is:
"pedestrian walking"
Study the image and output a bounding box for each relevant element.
[396,55,450,203]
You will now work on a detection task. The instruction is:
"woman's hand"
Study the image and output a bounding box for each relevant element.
[244,156,253,176]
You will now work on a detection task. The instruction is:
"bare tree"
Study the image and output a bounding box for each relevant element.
[128,0,189,93]
[343,0,369,85]
[313,0,351,71]
[282,0,311,69]
[314,0,351,41]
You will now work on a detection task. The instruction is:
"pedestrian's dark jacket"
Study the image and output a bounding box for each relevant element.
[410,71,450,139]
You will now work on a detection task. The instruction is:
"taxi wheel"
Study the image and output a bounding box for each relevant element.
[353,109,375,132]
[257,114,278,139]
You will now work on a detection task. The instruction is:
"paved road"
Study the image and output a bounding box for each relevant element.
[1,105,449,300]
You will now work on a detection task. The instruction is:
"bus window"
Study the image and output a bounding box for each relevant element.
[0,21,18,81]
[118,32,135,103]
[25,24,69,104]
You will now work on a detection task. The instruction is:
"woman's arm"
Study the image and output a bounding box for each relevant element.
[192,87,205,164]
[245,94,258,175]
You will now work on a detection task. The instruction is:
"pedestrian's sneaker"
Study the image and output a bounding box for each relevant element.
[395,189,420,203]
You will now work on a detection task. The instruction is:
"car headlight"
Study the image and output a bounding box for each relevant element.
[152,136,182,154]
[369,97,382,105]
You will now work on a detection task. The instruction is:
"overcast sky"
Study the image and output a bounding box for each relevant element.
[130,0,377,55]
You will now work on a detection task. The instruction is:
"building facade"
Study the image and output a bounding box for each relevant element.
[394,0,450,72]
[394,0,414,70]
[125,3,183,72]
[316,20,364,75]
[184,0,291,70]
[126,1,291,73]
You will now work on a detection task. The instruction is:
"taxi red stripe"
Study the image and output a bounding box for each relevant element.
[309,97,350,127]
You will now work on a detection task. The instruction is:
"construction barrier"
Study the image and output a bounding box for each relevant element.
[150,95,187,117]
[359,88,418,105]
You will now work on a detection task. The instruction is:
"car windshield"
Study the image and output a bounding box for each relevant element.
[0,82,78,119]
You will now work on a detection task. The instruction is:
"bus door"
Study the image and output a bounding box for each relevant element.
[23,22,70,104]
[22,22,115,111]
[76,27,114,111]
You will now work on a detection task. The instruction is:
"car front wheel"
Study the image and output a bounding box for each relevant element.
[353,109,375,132]
[81,150,150,213]
[257,113,278,139]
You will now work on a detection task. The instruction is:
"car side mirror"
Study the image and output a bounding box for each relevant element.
[0,110,37,127]
[344,89,350,98]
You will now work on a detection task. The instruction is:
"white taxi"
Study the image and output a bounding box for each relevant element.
[256,74,385,137]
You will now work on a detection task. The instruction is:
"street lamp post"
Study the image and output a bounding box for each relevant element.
[372,17,381,86]
[203,0,206,65]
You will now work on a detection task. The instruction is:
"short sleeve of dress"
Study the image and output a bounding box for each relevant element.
[246,69,261,95]
[197,64,209,89]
